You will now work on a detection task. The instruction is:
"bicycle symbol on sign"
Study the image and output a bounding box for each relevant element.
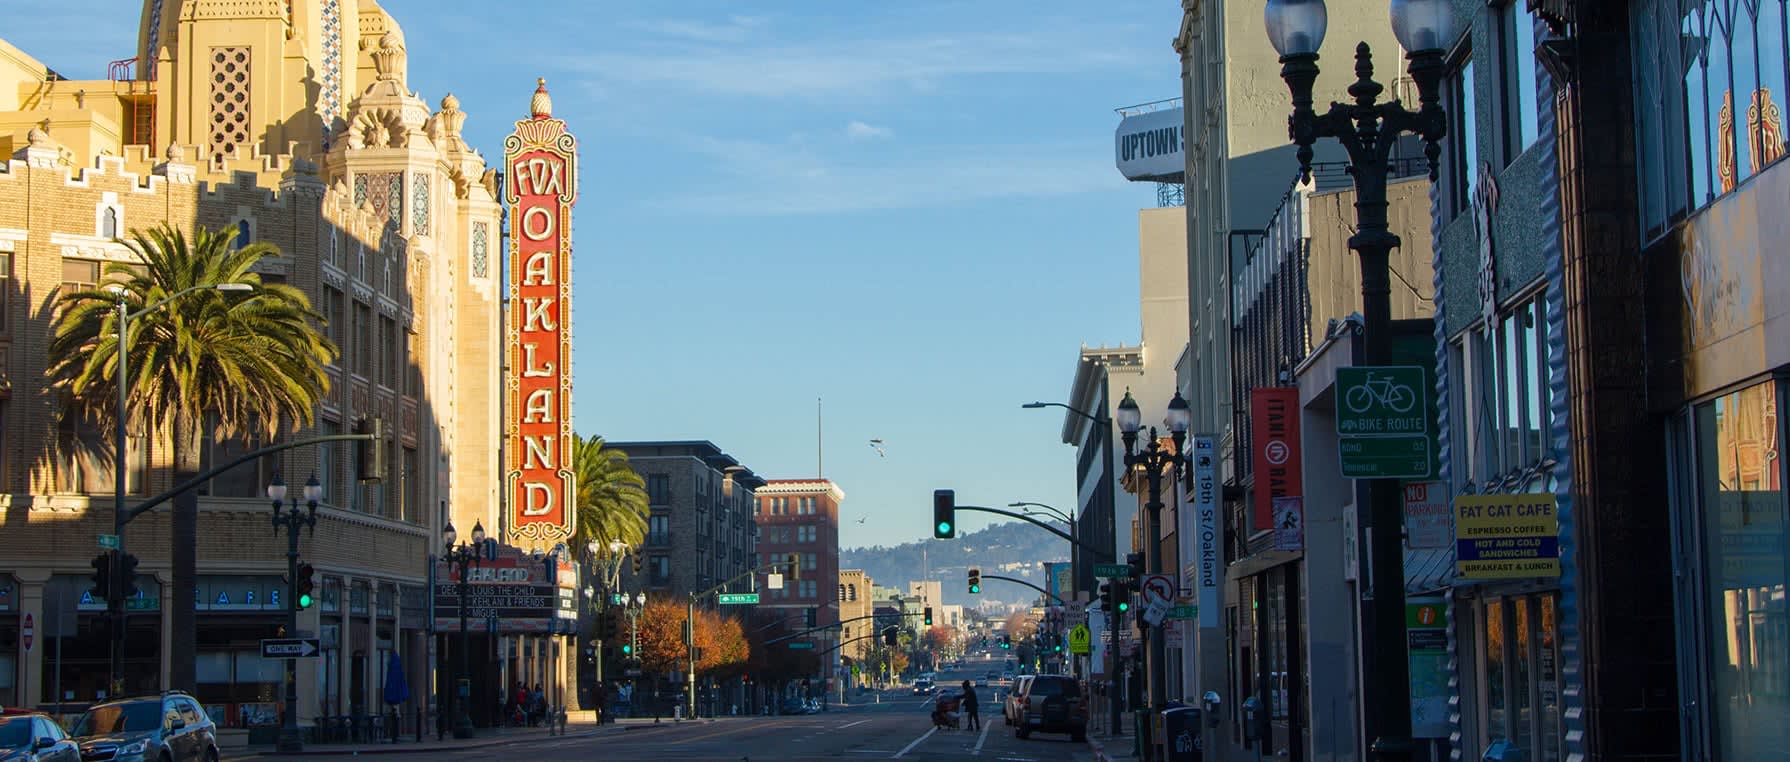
[1344,371,1416,415]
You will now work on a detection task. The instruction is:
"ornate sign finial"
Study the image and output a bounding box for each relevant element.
[531,78,553,120]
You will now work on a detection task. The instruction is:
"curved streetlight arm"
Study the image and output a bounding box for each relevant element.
[956,504,1102,556]
[1010,501,1073,525]
[765,610,924,646]
[978,573,1067,605]
[1022,401,1108,426]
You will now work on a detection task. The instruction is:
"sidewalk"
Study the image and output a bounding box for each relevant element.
[222,716,713,759]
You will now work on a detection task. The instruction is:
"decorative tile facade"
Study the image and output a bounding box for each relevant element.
[411,172,430,236]
[319,0,343,141]
[146,0,163,79]
[352,172,403,228]
[471,222,488,278]
[208,47,251,156]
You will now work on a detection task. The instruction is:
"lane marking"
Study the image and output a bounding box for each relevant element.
[839,719,871,729]
[892,726,937,758]
[666,720,764,745]
[972,717,993,755]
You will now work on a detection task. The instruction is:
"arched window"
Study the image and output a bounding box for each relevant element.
[233,221,251,250]
[100,207,120,239]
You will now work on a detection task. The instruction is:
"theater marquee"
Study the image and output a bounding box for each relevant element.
[504,79,578,546]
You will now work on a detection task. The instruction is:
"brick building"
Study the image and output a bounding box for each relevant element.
[0,0,512,730]
[837,569,873,667]
[754,479,843,681]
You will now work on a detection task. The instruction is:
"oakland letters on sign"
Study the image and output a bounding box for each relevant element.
[504,80,578,546]
[1250,388,1302,533]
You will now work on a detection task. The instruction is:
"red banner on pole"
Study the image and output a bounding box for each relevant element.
[1251,388,1302,533]
[503,79,578,547]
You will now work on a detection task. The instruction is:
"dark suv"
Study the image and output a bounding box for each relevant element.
[1012,675,1087,742]
[70,692,218,762]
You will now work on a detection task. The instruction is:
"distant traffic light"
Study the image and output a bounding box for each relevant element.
[932,489,956,539]
[786,553,801,580]
[621,643,633,656]
[89,552,112,602]
[923,607,934,626]
[1125,551,1145,580]
[296,563,316,609]
[967,568,981,595]
[1115,581,1131,614]
[632,554,643,577]
[1000,635,1011,650]
[1098,581,1113,612]
[597,610,620,641]
[355,417,385,483]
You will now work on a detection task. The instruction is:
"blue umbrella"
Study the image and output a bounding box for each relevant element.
[383,652,410,706]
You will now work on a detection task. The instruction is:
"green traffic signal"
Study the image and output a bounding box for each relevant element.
[298,593,314,609]
[621,644,633,655]
[1117,600,1129,612]
[936,521,951,535]
[933,490,956,539]
[969,583,981,594]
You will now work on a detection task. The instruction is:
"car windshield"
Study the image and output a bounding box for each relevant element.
[1030,679,1081,698]
[0,717,33,749]
[73,702,162,736]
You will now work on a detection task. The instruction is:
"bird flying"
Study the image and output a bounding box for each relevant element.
[868,439,886,457]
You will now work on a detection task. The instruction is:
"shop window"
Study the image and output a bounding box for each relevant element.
[1446,50,1479,219]
[1693,379,1787,759]
[1478,592,1563,761]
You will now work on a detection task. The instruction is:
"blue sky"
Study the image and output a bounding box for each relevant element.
[12,0,1180,549]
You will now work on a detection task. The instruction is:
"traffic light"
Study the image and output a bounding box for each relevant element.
[119,553,140,598]
[1115,581,1132,615]
[296,563,316,609]
[932,489,956,539]
[89,552,112,602]
[786,553,801,581]
[804,607,817,628]
[632,554,643,577]
[967,568,981,595]
[620,642,634,656]
[596,610,618,641]
[1000,635,1011,650]
[923,607,933,626]
[1125,551,1145,579]
[355,417,385,483]
[1098,581,1114,613]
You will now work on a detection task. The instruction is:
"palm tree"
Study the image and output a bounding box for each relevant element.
[572,434,648,549]
[47,223,337,690]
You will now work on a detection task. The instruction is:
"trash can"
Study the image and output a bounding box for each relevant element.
[1160,706,1203,761]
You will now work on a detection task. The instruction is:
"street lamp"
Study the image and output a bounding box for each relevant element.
[1115,389,1190,751]
[442,520,488,739]
[266,473,320,753]
[108,280,254,691]
[1264,2,1451,759]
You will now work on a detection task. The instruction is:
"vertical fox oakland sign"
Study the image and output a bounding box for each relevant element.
[504,79,577,546]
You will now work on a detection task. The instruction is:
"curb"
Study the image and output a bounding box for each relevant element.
[227,719,711,758]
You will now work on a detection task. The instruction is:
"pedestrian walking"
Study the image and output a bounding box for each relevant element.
[960,680,981,731]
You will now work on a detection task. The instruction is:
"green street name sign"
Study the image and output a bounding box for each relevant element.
[786,641,814,650]
[97,534,119,550]
[1167,605,1197,621]
[1339,436,1432,479]
[1094,564,1134,579]
[125,597,159,612]
[717,593,759,605]
[1336,366,1428,436]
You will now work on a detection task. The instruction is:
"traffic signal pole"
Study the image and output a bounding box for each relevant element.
[281,511,302,752]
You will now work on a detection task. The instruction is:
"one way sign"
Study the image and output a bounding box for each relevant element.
[261,638,321,658]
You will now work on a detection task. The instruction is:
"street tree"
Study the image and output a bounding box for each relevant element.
[573,434,648,549]
[47,223,335,690]
[634,597,694,676]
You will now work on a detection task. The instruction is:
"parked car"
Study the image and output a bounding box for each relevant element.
[1011,675,1087,742]
[0,713,79,762]
[70,691,219,762]
[1004,675,1035,725]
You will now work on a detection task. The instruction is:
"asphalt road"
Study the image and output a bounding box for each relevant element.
[247,656,1092,761]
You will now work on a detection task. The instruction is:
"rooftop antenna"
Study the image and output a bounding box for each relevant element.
[817,396,823,478]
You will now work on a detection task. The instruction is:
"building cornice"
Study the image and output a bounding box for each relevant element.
[757,479,846,502]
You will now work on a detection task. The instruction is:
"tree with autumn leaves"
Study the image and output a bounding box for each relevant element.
[632,596,750,676]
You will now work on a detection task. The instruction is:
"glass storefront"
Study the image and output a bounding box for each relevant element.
[1476,591,1561,761]
[1678,378,1787,760]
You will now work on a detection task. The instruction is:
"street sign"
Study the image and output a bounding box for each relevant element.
[786,642,815,650]
[260,638,321,658]
[717,593,759,605]
[1167,605,1197,621]
[625,669,643,677]
[1139,575,1175,607]
[1336,366,1428,436]
[124,597,158,612]
[1339,435,1432,479]
[97,534,119,550]
[1093,564,1135,579]
[21,613,32,653]
[1067,624,1091,655]
[1404,481,1452,549]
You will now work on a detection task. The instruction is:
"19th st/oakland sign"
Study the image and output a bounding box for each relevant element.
[504,79,578,547]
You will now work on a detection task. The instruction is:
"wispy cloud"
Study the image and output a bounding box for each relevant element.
[622,15,769,44]
[845,120,892,140]
[556,21,1149,99]
[657,134,1124,215]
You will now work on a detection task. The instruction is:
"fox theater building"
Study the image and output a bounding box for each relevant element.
[0,0,581,741]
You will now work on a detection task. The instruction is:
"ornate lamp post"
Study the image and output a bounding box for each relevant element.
[1263,1,1453,759]
[442,521,488,739]
[267,473,320,752]
[1114,389,1190,759]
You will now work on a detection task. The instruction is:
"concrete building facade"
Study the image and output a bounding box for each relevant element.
[609,441,763,601]
[0,0,515,731]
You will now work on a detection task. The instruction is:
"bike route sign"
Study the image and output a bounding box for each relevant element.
[1336,366,1434,479]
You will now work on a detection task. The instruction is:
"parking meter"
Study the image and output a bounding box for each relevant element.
[1240,696,1263,742]
[1202,691,1223,728]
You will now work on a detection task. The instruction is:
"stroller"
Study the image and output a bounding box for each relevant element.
[931,693,963,730]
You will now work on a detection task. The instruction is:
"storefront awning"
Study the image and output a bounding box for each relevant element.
[1406,548,1456,595]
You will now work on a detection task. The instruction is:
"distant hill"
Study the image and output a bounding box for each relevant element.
[841,521,1070,609]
